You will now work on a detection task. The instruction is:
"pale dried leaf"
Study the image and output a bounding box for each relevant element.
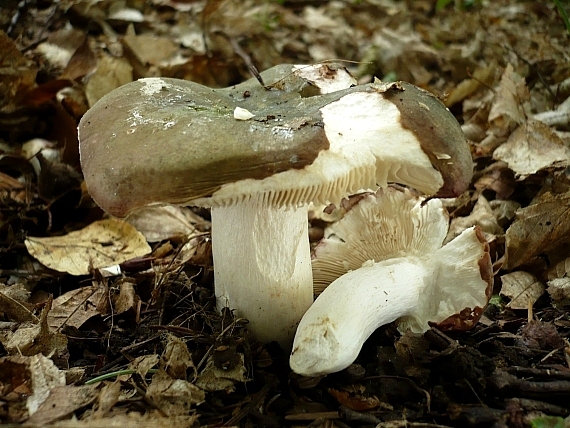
[36,27,85,70]
[112,279,139,314]
[196,353,247,392]
[445,64,496,107]
[547,278,570,307]
[0,283,36,322]
[25,384,100,426]
[547,256,570,281]
[93,380,121,418]
[493,120,570,178]
[85,55,133,107]
[445,194,503,244]
[1,299,67,357]
[129,354,160,379]
[27,354,67,416]
[504,191,570,270]
[488,64,528,131]
[500,271,544,310]
[25,218,151,276]
[126,206,201,242]
[123,33,178,65]
[161,334,195,381]
[489,199,521,224]
[146,371,205,416]
[45,414,199,427]
[48,284,107,330]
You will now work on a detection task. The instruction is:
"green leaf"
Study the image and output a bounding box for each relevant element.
[530,416,565,428]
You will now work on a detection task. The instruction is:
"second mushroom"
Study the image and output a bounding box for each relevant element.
[290,187,493,376]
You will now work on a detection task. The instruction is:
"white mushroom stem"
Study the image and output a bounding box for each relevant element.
[211,194,313,348]
[291,257,427,376]
[290,227,490,376]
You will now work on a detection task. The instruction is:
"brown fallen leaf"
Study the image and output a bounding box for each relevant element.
[25,218,151,276]
[504,191,570,270]
[48,284,107,330]
[488,64,528,132]
[112,279,139,315]
[493,120,570,178]
[146,371,205,416]
[51,414,199,427]
[0,30,37,113]
[328,386,384,411]
[547,278,570,308]
[125,205,202,242]
[195,353,247,392]
[0,354,66,421]
[1,297,68,357]
[84,55,133,107]
[25,384,100,426]
[500,271,545,310]
[162,334,196,381]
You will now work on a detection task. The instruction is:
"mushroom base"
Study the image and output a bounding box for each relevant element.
[211,196,314,348]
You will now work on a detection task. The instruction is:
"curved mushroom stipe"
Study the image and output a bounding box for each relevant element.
[290,189,492,376]
[78,64,474,347]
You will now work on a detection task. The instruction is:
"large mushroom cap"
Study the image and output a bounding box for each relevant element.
[79,65,472,217]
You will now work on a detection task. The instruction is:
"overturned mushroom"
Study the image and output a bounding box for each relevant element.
[290,187,493,376]
[79,64,473,347]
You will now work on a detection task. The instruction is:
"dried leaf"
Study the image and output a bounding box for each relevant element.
[446,194,503,244]
[0,30,37,113]
[1,298,67,357]
[84,55,133,107]
[146,371,205,416]
[125,205,201,242]
[0,283,36,323]
[161,334,195,381]
[25,218,151,276]
[493,120,570,178]
[445,64,496,107]
[48,284,107,330]
[504,191,570,270]
[328,386,384,411]
[25,384,99,426]
[500,271,544,309]
[123,33,178,66]
[112,279,139,315]
[488,64,528,131]
[26,354,66,416]
[93,381,121,418]
[547,278,570,307]
[196,353,247,392]
[128,354,160,379]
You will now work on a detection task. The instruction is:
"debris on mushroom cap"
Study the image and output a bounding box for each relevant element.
[291,63,357,94]
[233,106,255,120]
[290,188,493,376]
[79,64,472,218]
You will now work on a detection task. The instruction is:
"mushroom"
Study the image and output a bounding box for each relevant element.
[290,187,493,376]
[78,64,473,347]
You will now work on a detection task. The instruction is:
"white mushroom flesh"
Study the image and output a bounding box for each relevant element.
[290,188,491,376]
[211,194,313,348]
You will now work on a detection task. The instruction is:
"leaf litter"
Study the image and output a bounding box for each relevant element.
[0,0,570,427]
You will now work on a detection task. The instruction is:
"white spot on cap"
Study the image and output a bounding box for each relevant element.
[234,107,255,120]
[140,78,170,96]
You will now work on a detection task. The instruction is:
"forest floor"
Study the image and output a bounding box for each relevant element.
[1,0,570,427]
